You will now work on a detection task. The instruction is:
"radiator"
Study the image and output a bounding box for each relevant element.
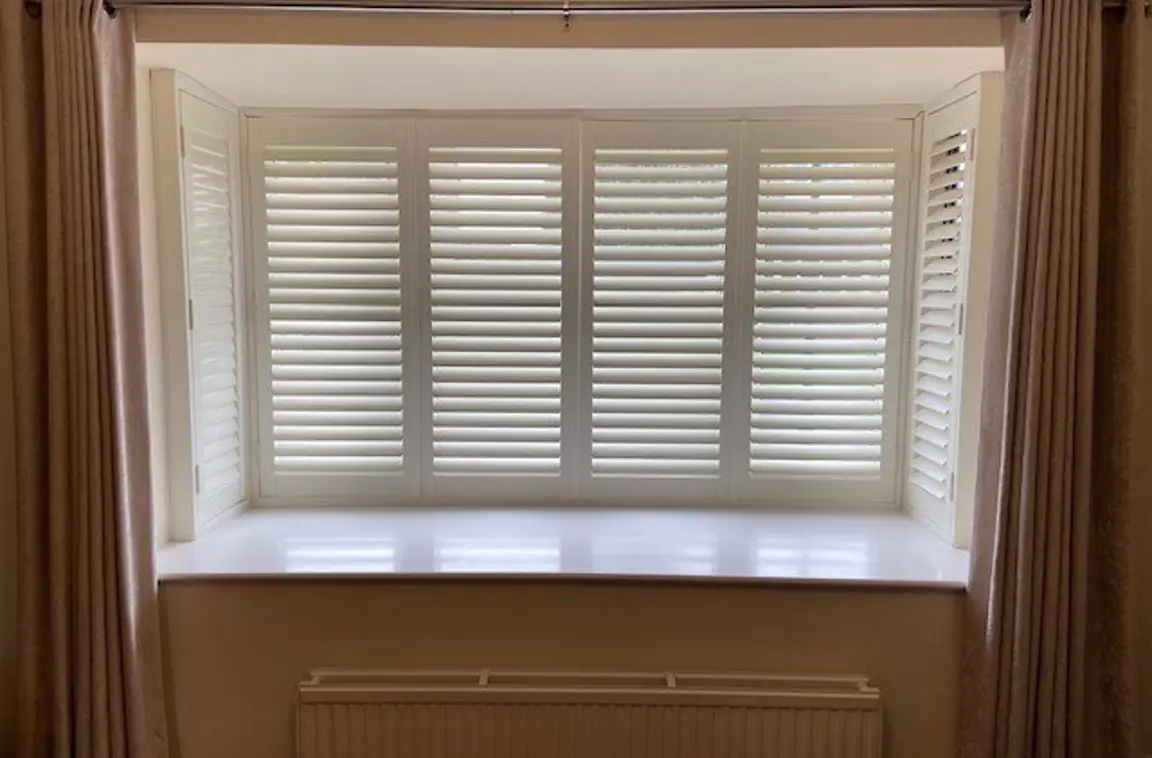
[297,670,883,758]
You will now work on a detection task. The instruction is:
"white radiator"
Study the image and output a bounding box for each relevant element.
[297,670,883,758]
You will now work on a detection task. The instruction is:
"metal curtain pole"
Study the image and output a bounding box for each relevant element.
[21,0,1140,22]
[27,0,1027,16]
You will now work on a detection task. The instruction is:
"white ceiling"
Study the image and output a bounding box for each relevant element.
[137,44,1003,111]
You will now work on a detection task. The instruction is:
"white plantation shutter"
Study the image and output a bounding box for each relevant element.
[907,127,973,514]
[419,121,576,498]
[248,119,414,498]
[241,115,917,507]
[736,122,912,502]
[581,123,737,496]
[179,94,246,526]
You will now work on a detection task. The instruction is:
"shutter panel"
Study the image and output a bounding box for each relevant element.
[181,94,245,524]
[585,126,734,487]
[908,129,972,510]
[420,121,575,496]
[748,147,897,483]
[250,119,411,497]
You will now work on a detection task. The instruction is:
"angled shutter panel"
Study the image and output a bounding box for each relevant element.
[908,128,972,509]
[422,122,574,491]
[588,139,730,481]
[749,148,896,480]
[254,123,409,495]
[181,95,245,524]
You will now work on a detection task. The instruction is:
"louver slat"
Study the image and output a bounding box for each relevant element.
[591,148,728,478]
[263,145,405,477]
[429,146,565,477]
[749,149,896,478]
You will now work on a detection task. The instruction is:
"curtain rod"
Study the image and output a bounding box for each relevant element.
[23,0,1137,19]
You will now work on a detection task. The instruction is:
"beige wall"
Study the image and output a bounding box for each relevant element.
[162,581,962,758]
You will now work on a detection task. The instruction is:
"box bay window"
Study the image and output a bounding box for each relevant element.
[152,69,1000,546]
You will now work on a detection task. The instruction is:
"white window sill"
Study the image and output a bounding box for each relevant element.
[157,507,969,589]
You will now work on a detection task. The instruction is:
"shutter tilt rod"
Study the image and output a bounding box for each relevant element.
[23,0,1144,18]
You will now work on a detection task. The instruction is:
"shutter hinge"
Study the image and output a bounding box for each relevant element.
[957,302,965,335]
[179,125,186,159]
[194,464,201,494]
[949,471,956,501]
[187,299,195,330]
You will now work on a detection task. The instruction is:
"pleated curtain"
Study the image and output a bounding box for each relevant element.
[0,1,170,756]
[960,1,1144,756]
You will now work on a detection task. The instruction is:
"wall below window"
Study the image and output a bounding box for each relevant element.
[162,581,962,758]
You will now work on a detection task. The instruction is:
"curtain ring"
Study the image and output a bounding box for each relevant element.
[1019,3,1032,20]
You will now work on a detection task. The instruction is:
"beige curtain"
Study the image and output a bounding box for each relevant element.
[0,1,170,756]
[961,0,1143,756]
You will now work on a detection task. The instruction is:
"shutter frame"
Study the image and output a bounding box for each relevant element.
[733,120,915,504]
[152,71,248,539]
[183,95,246,524]
[416,118,579,503]
[247,117,418,501]
[905,84,995,542]
[579,121,741,503]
